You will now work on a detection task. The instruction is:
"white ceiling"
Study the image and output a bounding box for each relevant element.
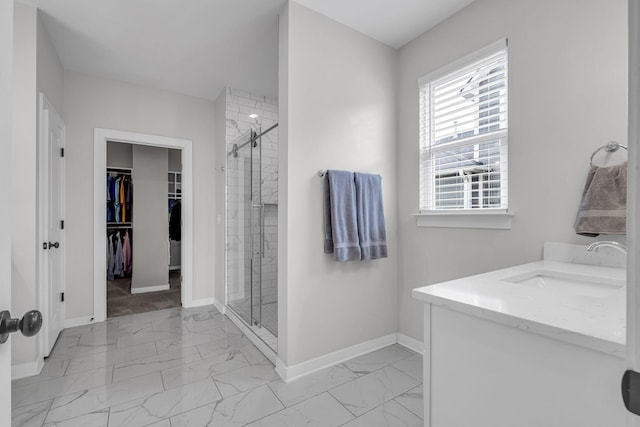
[34,0,475,101]
[35,0,285,100]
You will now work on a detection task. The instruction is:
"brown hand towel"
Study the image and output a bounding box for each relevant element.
[574,161,627,237]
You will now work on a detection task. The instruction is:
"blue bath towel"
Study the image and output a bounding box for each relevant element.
[355,172,387,260]
[324,170,361,261]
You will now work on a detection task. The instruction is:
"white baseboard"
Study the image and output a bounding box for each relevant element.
[12,358,44,381]
[64,316,96,329]
[131,283,170,294]
[187,297,215,308]
[276,333,398,383]
[212,298,226,315]
[397,333,425,354]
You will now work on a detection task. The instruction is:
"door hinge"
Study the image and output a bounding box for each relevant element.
[60,148,64,157]
[60,220,64,230]
[60,292,64,302]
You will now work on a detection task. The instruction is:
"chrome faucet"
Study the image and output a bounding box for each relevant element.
[586,241,627,254]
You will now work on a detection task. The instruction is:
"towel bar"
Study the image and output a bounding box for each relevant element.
[590,141,627,167]
[317,170,382,179]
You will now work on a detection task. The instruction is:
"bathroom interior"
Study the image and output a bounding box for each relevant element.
[7,0,640,425]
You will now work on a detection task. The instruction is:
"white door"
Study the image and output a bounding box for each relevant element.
[1,0,13,422]
[628,0,640,425]
[628,1,640,425]
[40,95,65,357]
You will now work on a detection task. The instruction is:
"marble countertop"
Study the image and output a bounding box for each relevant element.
[412,259,626,357]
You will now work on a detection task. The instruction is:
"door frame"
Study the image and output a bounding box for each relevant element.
[1,0,12,422]
[93,128,194,322]
[37,93,65,358]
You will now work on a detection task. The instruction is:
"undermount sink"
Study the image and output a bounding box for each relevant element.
[503,270,625,298]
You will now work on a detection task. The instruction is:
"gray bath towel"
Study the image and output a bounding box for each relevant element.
[355,172,388,260]
[574,161,627,237]
[324,170,361,261]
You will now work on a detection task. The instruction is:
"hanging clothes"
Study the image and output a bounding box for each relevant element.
[169,201,181,241]
[107,228,132,280]
[107,233,115,280]
[114,177,122,223]
[120,177,127,222]
[106,175,115,222]
[123,230,132,275]
[112,231,124,277]
[125,178,132,221]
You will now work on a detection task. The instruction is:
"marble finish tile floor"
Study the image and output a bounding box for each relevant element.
[12,305,423,426]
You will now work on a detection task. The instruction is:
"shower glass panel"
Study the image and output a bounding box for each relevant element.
[226,127,278,340]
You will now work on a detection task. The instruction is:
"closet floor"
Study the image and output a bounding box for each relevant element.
[107,270,181,318]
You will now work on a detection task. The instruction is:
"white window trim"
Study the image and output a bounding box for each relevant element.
[413,209,512,229]
[418,38,508,86]
[416,38,510,229]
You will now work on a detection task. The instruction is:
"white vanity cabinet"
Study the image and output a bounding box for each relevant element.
[412,243,627,427]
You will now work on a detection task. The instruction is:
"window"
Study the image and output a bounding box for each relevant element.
[419,40,508,214]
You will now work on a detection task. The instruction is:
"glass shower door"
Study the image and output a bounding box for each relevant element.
[226,127,277,341]
[226,130,263,328]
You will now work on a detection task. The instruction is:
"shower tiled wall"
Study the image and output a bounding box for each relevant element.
[225,87,278,336]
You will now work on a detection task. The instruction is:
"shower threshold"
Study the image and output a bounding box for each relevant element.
[224,305,278,363]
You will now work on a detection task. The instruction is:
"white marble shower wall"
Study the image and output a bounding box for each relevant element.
[224,87,278,332]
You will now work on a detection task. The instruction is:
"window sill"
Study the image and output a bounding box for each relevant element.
[413,210,512,230]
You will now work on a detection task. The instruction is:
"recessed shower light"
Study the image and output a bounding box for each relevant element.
[249,113,258,119]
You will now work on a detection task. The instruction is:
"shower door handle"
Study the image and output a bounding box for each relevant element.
[261,204,265,258]
[252,203,265,258]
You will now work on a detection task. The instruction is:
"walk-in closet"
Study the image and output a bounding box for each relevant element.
[106,141,182,317]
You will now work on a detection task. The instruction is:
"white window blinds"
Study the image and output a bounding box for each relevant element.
[419,41,508,212]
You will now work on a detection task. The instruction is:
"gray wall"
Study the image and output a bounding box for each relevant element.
[107,141,132,168]
[396,0,628,341]
[132,145,169,290]
[63,70,216,319]
[36,12,63,115]
[12,3,65,369]
[278,3,398,366]
[168,148,181,172]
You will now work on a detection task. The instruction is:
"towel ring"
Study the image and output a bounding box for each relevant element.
[590,141,627,167]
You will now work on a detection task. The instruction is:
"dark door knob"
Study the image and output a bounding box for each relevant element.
[48,242,59,249]
[0,310,43,344]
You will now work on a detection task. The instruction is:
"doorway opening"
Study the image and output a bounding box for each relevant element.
[105,142,183,317]
[93,129,193,323]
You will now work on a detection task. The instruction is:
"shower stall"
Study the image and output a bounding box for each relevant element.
[225,124,278,350]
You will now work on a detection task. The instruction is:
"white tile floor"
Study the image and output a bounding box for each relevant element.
[12,306,423,426]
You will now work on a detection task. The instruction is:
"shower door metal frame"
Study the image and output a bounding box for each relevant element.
[250,128,264,328]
